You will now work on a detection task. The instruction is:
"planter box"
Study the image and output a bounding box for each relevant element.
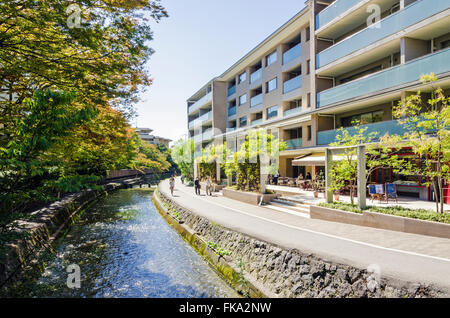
[222,188,278,205]
[310,206,450,239]
[199,182,225,192]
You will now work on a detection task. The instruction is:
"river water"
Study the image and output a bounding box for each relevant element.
[20,189,238,298]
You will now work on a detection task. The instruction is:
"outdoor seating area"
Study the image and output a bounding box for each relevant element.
[267,176,314,190]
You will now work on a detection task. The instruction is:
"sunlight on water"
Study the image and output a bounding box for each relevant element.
[23,189,237,298]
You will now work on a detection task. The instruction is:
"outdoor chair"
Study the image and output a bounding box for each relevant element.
[385,183,398,203]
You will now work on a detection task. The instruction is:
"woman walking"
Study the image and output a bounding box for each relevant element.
[206,176,212,196]
[169,177,175,196]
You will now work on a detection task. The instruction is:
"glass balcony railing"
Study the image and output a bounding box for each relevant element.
[285,138,303,150]
[189,111,212,128]
[251,119,263,126]
[250,68,262,84]
[283,75,302,94]
[283,43,302,65]
[228,106,236,117]
[283,107,302,117]
[188,91,212,114]
[250,94,263,108]
[315,0,361,31]
[227,85,236,97]
[316,0,449,69]
[317,120,408,145]
[317,48,450,108]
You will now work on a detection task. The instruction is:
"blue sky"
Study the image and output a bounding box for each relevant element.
[135,0,307,143]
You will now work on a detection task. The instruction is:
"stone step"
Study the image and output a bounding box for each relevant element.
[272,198,311,210]
[267,201,310,218]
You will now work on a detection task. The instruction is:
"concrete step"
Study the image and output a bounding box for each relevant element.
[272,198,311,210]
[266,201,310,218]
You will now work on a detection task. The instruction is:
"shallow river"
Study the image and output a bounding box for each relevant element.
[21,189,237,298]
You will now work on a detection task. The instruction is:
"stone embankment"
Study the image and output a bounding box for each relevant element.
[0,178,141,291]
[155,189,447,298]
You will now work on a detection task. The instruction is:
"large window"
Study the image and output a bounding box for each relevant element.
[266,51,277,67]
[267,105,278,120]
[341,110,384,127]
[239,72,247,84]
[266,77,277,93]
[239,94,247,105]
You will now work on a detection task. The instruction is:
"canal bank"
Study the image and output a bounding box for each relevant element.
[2,188,238,297]
[0,178,142,292]
[156,179,450,298]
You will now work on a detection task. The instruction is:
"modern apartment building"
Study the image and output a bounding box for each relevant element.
[186,0,450,202]
[136,128,172,147]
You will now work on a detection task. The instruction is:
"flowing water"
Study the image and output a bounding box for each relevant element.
[15,189,238,298]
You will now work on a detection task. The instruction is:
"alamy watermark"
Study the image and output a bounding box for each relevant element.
[66,4,82,29]
[66,264,81,289]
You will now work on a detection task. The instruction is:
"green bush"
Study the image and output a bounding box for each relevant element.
[319,202,450,224]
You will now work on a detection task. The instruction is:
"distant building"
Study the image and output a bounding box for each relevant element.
[136,128,172,147]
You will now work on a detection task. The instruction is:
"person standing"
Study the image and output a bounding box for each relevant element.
[206,176,212,196]
[169,177,175,196]
[181,174,185,185]
[273,171,280,185]
[194,177,201,195]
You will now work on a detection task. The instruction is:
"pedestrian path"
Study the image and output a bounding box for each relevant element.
[159,178,450,291]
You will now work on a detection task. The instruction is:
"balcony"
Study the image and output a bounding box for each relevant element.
[189,111,213,129]
[315,0,361,31]
[285,138,303,150]
[283,43,302,66]
[251,119,263,126]
[250,93,263,108]
[188,91,212,115]
[317,120,408,145]
[228,106,237,117]
[316,0,450,69]
[316,48,450,109]
[227,85,236,97]
[250,68,262,85]
[284,107,302,118]
[283,75,302,94]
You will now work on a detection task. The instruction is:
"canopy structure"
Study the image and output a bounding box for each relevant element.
[292,153,357,166]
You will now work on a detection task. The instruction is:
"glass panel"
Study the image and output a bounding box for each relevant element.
[317,48,450,108]
[316,0,449,68]
[267,106,278,119]
[283,43,302,65]
[283,75,302,94]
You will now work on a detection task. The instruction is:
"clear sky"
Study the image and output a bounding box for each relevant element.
[135,0,307,144]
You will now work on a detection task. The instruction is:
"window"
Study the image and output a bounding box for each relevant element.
[307,125,312,141]
[341,110,384,127]
[266,78,277,93]
[239,94,247,105]
[267,105,278,120]
[239,72,247,84]
[306,27,310,42]
[239,116,247,127]
[306,60,311,75]
[307,93,311,108]
[266,51,277,67]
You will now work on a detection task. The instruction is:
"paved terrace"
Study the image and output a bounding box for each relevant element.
[266,185,450,212]
[159,179,450,293]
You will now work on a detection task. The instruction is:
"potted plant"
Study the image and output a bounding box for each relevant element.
[329,167,345,202]
[312,170,325,198]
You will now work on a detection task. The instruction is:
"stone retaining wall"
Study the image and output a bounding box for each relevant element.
[156,189,448,298]
[0,179,140,291]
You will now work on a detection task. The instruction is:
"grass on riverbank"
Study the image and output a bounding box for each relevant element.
[318,202,450,224]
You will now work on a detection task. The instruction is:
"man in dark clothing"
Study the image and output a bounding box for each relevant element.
[306,172,312,180]
[273,171,280,185]
[194,177,201,195]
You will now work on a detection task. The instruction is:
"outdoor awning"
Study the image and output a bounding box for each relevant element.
[292,153,325,166]
[292,153,357,166]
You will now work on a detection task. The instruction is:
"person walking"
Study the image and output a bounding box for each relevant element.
[169,177,175,196]
[206,176,213,196]
[194,177,201,195]
[181,174,185,185]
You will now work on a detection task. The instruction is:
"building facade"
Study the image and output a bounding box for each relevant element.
[136,128,172,148]
[186,0,450,201]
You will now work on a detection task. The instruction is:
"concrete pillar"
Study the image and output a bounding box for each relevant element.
[325,148,333,203]
[216,162,221,183]
[357,145,367,210]
[194,158,198,179]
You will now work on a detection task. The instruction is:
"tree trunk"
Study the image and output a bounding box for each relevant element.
[432,179,439,214]
[439,176,444,214]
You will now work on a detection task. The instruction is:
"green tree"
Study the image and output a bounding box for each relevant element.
[171,138,195,181]
[390,74,449,213]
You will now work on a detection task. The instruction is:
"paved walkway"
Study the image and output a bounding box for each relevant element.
[266,185,450,212]
[159,179,450,292]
